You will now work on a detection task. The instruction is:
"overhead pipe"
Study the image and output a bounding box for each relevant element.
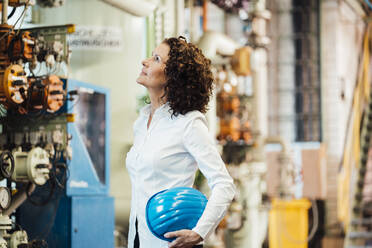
[196,30,239,61]
[175,0,184,36]
[344,0,367,18]
[100,0,159,17]
[264,136,288,154]
[188,0,193,42]
[202,0,207,32]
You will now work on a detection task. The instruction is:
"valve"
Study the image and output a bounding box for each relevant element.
[0,151,15,179]
[10,230,28,248]
[12,147,50,185]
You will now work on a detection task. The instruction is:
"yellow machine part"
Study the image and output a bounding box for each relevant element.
[231,46,252,76]
[269,198,311,248]
[0,64,27,106]
[337,23,371,227]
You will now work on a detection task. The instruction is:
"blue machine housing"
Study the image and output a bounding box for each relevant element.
[67,80,111,196]
[16,79,114,248]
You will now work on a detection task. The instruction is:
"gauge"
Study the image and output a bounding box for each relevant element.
[0,187,11,210]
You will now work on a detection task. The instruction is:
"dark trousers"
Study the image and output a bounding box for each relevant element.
[134,219,140,248]
[133,219,203,248]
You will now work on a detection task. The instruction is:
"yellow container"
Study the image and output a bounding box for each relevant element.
[269,198,311,248]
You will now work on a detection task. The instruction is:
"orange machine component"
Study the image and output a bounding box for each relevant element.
[0,24,35,65]
[231,96,240,113]
[8,31,35,62]
[218,119,230,141]
[46,75,64,112]
[229,116,241,142]
[0,64,28,106]
[241,120,252,143]
[29,75,64,112]
[0,0,32,7]
[231,46,252,76]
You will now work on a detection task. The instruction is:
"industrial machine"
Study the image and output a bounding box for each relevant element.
[0,1,114,247]
[16,80,114,248]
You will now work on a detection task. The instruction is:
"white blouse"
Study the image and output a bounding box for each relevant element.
[126,103,235,248]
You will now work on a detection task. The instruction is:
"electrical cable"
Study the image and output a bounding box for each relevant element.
[53,162,68,189]
[51,142,69,189]
[0,1,29,47]
[28,64,36,77]
[66,91,80,112]
[15,3,30,36]
[14,222,24,231]
[7,7,17,20]
[38,179,64,240]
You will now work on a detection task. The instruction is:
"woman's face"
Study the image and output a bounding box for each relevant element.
[136,43,170,91]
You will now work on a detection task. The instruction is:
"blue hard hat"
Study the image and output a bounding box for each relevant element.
[145,187,208,242]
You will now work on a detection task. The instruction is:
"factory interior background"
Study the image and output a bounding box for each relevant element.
[0,0,371,247]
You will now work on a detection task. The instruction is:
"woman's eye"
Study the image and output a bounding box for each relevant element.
[155,56,160,62]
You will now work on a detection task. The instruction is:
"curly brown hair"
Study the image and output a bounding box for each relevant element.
[162,36,214,116]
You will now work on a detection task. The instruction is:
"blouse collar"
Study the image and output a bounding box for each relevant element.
[139,102,171,118]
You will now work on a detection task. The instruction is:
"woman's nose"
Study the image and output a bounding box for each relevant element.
[142,58,149,67]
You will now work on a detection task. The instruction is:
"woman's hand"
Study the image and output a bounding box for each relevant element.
[164,229,203,248]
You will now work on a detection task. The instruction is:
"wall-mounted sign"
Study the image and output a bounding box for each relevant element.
[68,25,123,51]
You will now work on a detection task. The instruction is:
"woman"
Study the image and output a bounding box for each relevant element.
[126,36,235,248]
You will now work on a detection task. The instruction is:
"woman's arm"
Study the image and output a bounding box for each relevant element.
[183,114,236,239]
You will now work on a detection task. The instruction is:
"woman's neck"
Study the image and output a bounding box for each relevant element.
[148,89,166,115]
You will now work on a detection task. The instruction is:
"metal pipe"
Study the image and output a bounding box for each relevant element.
[196,31,239,60]
[175,0,184,36]
[264,136,288,153]
[344,0,366,18]
[189,0,194,42]
[2,0,8,24]
[100,0,159,17]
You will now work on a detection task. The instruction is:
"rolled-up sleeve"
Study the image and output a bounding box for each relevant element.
[183,114,236,239]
